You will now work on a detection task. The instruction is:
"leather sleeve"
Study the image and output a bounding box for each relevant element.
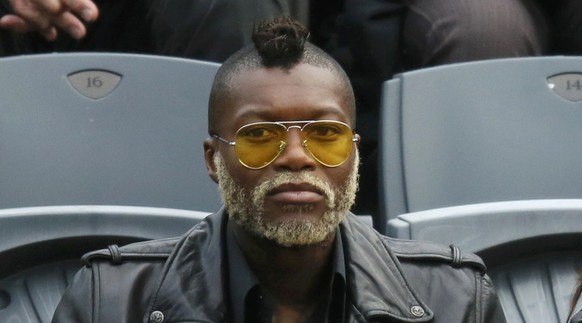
[51,266,95,323]
[480,274,507,323]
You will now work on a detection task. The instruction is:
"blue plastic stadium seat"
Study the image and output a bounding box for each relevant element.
[387,199,582,323]
[380,57,582,229]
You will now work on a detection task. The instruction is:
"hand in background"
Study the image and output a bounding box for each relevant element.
[0,0,99,41]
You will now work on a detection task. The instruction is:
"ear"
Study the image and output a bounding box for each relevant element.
[355,133,361,146]
[204,138,219,183]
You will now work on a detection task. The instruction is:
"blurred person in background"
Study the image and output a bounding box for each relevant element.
[0,0,289,61]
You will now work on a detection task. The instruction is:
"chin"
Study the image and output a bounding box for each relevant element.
[257,211,341,247]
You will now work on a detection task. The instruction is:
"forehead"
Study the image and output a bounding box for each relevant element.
[221,64,353,131]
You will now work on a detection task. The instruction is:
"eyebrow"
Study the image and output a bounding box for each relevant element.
[235,106,347,121]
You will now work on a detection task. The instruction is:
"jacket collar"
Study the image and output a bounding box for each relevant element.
[146,209,433,322]
[146,207,229,322]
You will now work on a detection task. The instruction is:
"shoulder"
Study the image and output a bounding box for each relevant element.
[384,236,486,272]
[81,210,225,266]
[343,213,486,272]
[53,237,186,323]
[81,236,181,266]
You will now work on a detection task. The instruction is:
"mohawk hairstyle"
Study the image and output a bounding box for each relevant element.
[252,16,309,68]
[208,16,355,135]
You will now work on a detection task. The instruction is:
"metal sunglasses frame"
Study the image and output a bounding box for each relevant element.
[212,119,359,169]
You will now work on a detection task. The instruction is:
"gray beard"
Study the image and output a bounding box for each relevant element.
[214,152,359,247]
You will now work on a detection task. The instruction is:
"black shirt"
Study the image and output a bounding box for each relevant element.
[226,221,346,323]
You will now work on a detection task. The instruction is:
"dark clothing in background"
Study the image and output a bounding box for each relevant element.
[0,0,289,62]
[401,0,582,69]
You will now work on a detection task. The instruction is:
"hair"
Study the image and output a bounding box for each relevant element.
[207,16,355,135]
[569,273,582,321]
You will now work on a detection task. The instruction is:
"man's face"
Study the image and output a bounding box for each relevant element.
[205,63,359,246]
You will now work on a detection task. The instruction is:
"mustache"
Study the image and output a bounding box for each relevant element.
[251,171,335,208]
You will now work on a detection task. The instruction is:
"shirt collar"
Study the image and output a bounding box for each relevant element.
[226,219,346,323]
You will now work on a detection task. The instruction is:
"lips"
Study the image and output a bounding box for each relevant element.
[267,182,324,204]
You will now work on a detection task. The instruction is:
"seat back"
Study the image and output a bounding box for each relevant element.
[387,199,582,323]
[379,57,582,226]
[0,53,221,212]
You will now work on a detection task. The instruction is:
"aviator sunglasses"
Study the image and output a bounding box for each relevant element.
[212,120,359,169]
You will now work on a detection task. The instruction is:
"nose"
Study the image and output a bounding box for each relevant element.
[271,127,317,171]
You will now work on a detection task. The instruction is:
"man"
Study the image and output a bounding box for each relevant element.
[51,16,507,323]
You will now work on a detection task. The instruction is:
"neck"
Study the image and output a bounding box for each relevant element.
[231,220,336,306]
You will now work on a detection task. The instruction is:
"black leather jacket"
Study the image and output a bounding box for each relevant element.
[51,209,506,323]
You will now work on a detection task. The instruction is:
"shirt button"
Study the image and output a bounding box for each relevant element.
[410,305,425,317]
[150,310,165,323]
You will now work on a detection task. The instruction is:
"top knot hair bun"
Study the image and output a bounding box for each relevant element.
[252,16,309,68]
